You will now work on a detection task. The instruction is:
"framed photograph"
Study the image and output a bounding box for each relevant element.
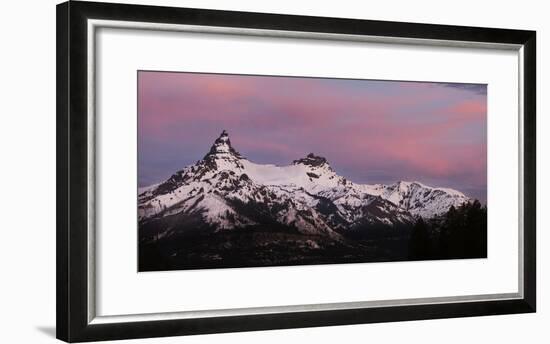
[57,1,536,342]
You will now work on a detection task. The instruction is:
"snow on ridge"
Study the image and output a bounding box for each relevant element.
[140,152,470,221]
[240,159,340,190]
[138,131,472,227]
[138,182,160,195]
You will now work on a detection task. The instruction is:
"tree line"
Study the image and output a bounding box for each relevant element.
[409,200,487,260]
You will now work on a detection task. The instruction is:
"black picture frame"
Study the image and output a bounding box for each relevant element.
[57,1,536,342]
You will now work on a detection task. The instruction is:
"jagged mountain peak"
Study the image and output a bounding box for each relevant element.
[204,130,243,160]
[377,180,469,218]
[391,180,418,191]
[389,180,465,197]
[293,153,330,168]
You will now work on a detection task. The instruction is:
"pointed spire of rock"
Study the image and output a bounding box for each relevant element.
[204,130,242,160]
[218,129,229,142]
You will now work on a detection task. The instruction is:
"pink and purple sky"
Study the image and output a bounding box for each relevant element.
[138,71,487,203]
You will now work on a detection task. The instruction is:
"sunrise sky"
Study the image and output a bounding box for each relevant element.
[138,71,487,203]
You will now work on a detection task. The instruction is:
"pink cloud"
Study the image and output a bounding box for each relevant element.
[138,71,487,200]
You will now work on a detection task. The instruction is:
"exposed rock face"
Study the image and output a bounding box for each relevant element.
[293,153,329,168]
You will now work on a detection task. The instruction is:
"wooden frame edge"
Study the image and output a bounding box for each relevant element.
[56,1,536,342]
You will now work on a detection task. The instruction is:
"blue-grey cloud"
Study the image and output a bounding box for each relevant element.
[440,83,487,95]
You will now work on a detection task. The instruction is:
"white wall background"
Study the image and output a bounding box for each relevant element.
[0,0,546,343]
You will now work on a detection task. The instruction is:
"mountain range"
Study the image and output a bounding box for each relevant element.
[139,130,469,232]
[138,130,472,270]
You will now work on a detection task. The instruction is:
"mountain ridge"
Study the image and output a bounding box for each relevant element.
[138,131,470,240]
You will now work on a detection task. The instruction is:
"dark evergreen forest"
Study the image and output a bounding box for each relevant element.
[409,200,487,260]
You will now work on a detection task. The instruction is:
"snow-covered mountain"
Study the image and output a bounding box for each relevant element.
[138,131,470,241]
